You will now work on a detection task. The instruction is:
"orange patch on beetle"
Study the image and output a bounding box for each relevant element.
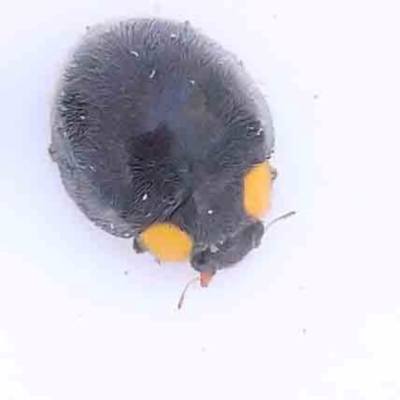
[139,223,193,262]
[243,161,272,219]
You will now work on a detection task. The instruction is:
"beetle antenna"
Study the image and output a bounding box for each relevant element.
[265,211,296,232]
[177,277,200,310]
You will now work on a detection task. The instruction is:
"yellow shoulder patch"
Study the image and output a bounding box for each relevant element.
[139,223,193,262]
[243,161,272,219]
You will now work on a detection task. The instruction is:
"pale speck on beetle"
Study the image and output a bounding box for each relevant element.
[210,244,219,253]
[149,69,156,79]
[207,209,214,215]
[142,193,148,201]
[129,50,139,57]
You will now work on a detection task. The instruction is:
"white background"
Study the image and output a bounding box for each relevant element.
[1,0,400,399]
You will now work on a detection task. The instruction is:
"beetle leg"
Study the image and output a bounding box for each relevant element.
[133,237,146,254]
[48,143,58,162]
[270,165,278,180]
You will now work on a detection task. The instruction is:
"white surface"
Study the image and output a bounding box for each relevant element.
[1,0,400,399]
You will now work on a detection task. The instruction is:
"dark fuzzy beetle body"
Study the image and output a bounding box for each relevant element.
[50,18,275,277]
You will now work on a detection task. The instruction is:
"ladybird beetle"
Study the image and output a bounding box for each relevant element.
[50,18,276,286]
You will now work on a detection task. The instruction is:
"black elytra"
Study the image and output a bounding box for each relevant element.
[50,18,275,275]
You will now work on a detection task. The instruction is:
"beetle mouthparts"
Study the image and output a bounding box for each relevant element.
[200,270,215,287]
[177,270,215,310]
